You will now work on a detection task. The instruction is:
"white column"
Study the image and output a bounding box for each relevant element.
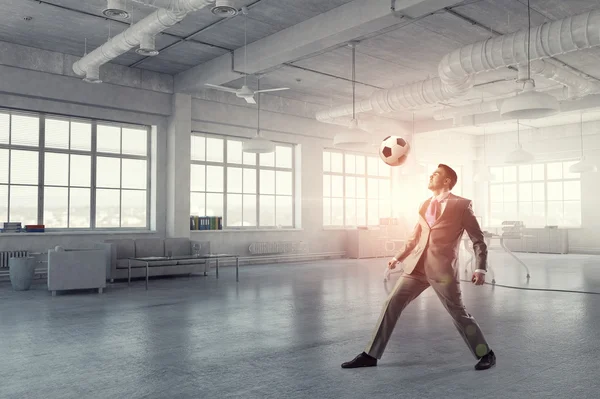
[166,93,192,238]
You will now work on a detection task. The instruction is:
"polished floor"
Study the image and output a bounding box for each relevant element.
[2,250,600,399]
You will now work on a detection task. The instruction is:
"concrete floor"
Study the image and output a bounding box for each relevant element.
[2,250,600,399]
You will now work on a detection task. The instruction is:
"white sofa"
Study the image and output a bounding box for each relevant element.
[47,248,107,296]
[103,237,210,281]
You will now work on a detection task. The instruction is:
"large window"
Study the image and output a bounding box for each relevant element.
[190,133,295,228]
[0,109,150,229]
[488,161,581,227]
[323,150,391,227]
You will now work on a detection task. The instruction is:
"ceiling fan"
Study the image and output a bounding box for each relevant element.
[204,6,289,104]
[204,83,289,104]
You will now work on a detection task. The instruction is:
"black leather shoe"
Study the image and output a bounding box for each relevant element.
[341,352,377,368]
[475,349,496,370]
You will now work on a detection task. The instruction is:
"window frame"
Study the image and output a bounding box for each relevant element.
[486,161,581,228]
[322,149,392,228]
[190,132,296,229]
[0,108,152,231]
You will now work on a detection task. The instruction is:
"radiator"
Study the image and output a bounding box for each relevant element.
[0,251,29,268]
[248,241,307,255]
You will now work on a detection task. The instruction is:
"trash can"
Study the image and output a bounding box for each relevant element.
[9,257,37,291]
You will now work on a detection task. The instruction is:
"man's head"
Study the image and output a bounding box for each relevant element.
[428,164,457,191]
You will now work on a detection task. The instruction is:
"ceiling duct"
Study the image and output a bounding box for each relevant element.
[82,66,102,84]
[317,8,600,125]
[211,0,238,17]
[74,0,215,82]
[103,0,130,19]
[136,34,159,56]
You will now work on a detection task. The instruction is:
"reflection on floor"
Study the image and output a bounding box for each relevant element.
[1,249,600,399]
[459,247,600,294]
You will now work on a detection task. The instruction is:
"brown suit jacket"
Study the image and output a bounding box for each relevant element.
[394,193,487,276]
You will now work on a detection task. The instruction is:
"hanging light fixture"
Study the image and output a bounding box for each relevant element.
[240,9,273,154]
[569,112,598,173]
[243,78,275,154]
[505,121,534,164]
[474,128,495,181]
[500,0,559,120]
[333,42,370,150]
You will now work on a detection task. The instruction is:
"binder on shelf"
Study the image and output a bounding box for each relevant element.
[190,216,223,231]
[2,222,22,233]
[25,224,45,232]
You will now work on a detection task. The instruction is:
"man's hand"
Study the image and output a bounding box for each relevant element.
[472,272,485,286]
[384,258,399,282]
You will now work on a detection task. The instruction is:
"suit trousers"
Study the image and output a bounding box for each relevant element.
[364,257,490,360]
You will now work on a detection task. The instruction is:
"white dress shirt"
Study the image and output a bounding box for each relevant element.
[431,190,451,216]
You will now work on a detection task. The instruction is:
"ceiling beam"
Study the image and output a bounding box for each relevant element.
[174,0,464,93]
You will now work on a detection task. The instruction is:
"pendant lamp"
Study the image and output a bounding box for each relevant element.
[333,42,370,150]
[500,0,559,120]
[243,78,275,154]
[505,121,534,164]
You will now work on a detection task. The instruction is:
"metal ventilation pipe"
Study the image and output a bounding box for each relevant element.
[211,0,238,17]
[438,9,600,93]
[103,0,130,19]
[73,0,215,82]
[317,8,600,123]
[529,60,600,97]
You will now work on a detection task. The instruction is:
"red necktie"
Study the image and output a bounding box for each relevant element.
[426,198,440,226]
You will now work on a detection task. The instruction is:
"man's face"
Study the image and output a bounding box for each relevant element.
[428,167,448,190]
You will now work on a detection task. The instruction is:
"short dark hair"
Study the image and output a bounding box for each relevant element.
[438,164,457,190]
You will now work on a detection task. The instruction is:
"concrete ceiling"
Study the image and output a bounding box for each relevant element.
[0,0,355,74]
[3,0,600,134]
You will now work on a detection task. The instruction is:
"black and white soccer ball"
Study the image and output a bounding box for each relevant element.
[379,136,410,166]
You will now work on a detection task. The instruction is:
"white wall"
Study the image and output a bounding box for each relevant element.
[0,43,170,252]
[472,121,600,253]
[0,41,353,256]
[187,96,350,255]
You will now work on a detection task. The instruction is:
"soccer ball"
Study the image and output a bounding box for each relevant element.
[379,136,410,166]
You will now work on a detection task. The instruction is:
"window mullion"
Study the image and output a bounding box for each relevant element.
[90,121,97,229]
[223,141,228,228]
[37,114,44,225]
[256,161,260,228]
[146,126,151,229]
[292,146,296,228]
[119,127,123,228]
[342,154,346,227]
[6,114,11,222]
[67,120,72,228]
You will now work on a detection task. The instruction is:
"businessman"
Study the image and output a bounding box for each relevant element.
[342,164,496,371]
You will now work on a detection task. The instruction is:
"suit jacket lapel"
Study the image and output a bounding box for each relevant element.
[431,193,457,228]
[419,198,431,227]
